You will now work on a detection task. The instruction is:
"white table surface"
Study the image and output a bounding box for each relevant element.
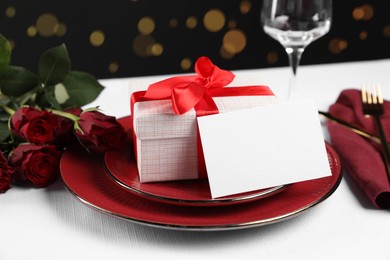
[1,59,390,260]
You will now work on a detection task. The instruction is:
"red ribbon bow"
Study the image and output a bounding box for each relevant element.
[143,56,235,115]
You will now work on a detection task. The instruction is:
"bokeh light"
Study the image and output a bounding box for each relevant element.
[108,62,119,73]
[169,18,178,28]
[222,29,246,55]
[186,16,198,29]
[181,58,192,70]
[5,6,16,18]
[133,34,155,57]
[27,26,37,37]
[359,31,368,40]
[89,30,105,47]
[266,52,279,64]
[138,17,155,35]
[329,38,348,54]
[204,9,225,32]
[240,0,251,14]
[383,25,390,37]
[151,43,163,56]
[353,4,374,21]
[36,13,59,37]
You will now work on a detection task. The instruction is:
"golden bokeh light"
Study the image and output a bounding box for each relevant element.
[329,38,348,54]
[228,20,237,29]
[108,62,119,73]
[361,4,374,20]
[220,46,235,59]
[89,30,105,47]
[204,9,226,32]
[266,51,279,64]
[240,0,251,14]
[138,16,155,35]
[169,18,178,28]
[27,26,37,37]
[133,34,155,57]
[36,13,59,37]
[359,30,368,40]
[353,4,374,21]
[56,23,67,37]
[5,6,16,18]
[352,7,364,20]
[151,43,163,56]
[181,58,192,70]
[222,29,246,55]
[383,25,390,37]
[186,16,198,29]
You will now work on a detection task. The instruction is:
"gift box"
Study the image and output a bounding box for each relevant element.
[130,57,277,183]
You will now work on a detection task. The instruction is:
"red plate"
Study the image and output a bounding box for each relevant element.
[104,119,288,206]
[60,118,342,231]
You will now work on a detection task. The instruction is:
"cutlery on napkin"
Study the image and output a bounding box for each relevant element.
[326,89,390,209]
[319,111,382,144]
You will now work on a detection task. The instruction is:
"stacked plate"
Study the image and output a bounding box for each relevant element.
[60,117,342,231]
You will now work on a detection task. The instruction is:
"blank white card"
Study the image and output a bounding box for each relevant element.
[197,98,332,198]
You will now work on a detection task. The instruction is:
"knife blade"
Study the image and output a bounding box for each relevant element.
[318,110,381,144]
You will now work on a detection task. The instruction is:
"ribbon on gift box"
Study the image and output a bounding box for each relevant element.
[130,56,274,179]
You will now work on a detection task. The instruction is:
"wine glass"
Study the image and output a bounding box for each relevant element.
[261,0,332,100]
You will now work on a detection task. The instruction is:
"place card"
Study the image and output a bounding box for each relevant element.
[197,98,332,198]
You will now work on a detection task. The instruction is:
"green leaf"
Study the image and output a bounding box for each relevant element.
[62,71,104,107]
[0,121,10,143]
[0,94,11,105]
[0,66,39,97]
[0,34,12,74]
[44,85,62,110]
[0,111,10,121]
[34,90,50,108]
[38,44,70,85]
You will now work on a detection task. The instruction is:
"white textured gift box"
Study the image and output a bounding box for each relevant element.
[132,93,278,183]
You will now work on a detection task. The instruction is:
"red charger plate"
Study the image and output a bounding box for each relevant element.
[60,117,342,231]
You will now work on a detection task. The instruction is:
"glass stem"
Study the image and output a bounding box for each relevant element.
[285,46,304,100]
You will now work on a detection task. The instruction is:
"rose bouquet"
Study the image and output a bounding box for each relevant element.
[0,34,126,192]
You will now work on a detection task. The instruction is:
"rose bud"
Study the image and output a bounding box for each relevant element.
[9,144,62,188]
[0,151,14,193]
[75,111,126,153]
[54,114,77,148]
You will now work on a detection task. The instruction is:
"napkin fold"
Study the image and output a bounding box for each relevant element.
[327,89,390,209]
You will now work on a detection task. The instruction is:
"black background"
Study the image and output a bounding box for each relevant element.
[1,0,389,79]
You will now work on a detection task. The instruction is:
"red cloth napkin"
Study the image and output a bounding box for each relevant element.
[327,89,390,209]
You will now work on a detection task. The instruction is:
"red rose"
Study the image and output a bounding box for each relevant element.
[0,151,14,193]
[75,111,126,153]
[11,107,58,145]
[53,108,82,148]
[9,144,62,188]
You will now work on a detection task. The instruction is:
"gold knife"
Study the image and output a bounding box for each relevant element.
[318,110,381,144]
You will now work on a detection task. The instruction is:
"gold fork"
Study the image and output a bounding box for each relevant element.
[361,84,390,184]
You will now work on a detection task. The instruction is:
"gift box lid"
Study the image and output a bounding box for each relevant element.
[133,94,278,141]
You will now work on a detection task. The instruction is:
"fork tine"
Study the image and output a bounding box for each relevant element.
[376,83,384,104]
[367,86,373,104]
[372,85,378,104]
[362,84,381,105]
[362,85,367,104]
